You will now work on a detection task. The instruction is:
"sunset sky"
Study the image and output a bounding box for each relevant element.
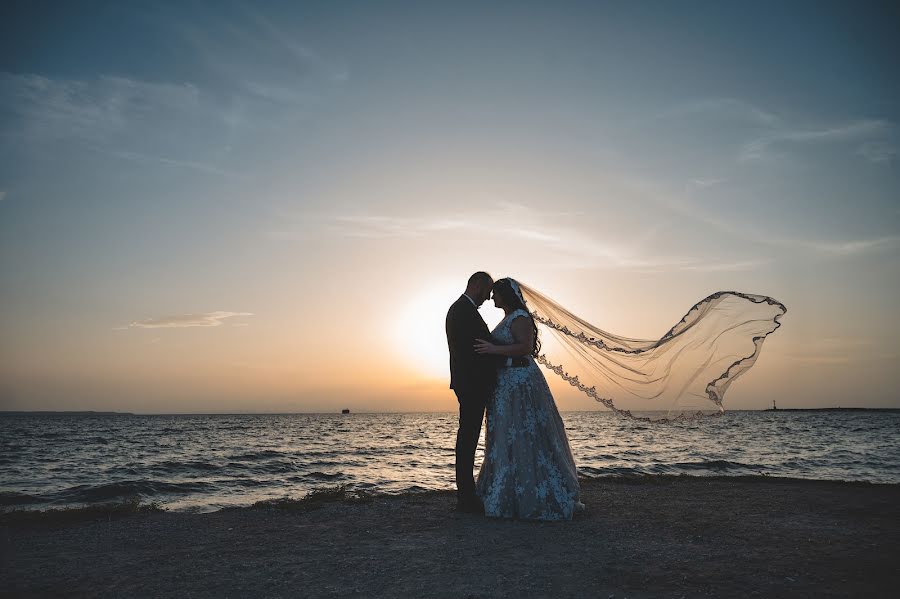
[1,1,898,413]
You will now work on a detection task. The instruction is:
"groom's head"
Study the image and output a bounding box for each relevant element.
[465,271,493,306]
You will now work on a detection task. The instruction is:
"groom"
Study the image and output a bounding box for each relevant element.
[445,271,497,513]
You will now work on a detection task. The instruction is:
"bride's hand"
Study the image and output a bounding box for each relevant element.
[474,339,497,354]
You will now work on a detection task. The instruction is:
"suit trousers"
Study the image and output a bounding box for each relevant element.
[454,390,487,502]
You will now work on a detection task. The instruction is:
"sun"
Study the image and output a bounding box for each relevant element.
[392,280,504,379]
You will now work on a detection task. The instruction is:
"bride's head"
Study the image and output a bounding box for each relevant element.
[491,278,526,312]
[492,278,541,356]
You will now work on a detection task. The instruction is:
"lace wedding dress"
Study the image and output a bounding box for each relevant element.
[476,309,581,521]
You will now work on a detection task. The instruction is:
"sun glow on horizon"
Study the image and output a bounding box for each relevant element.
[392,279,505,380]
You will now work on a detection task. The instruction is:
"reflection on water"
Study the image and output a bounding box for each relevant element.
[1,410,898,512]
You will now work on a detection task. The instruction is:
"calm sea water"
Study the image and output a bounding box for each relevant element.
[2,411,898,512]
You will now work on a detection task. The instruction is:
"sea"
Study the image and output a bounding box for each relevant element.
[2,410,898,512]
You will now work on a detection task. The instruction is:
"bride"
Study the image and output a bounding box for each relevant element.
[474,278,582,521]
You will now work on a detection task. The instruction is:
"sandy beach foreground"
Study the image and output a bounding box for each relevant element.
[3,476,899,598]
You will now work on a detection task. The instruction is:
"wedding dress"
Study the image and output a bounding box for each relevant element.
[476,308,581,521]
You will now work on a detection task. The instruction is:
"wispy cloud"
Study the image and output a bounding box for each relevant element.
[777,236,900,256]
[618,177,899,259]
[238,7,349,85]
[657,97,895,165]
[856,141,898,164]
[127,311,253,329]
[0,73,200,143]
[0,72,240,177]
[685,178,725,192]
[105,148,236,177]
[175,4,348,108]
[269,202,764,273]
[740,119,891,161]
[0,191,6,201]
[654,97,779,126]
[674,259,769,272]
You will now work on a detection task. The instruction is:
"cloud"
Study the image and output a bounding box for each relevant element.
[654,98,779,126]
[740,119,891,161]
[612,177,900,260]
[106,148,235,177]
[856,141,898,164]
[657,97,895,165]
[0,191,6,201]
[792,236,900,256]
[269,202,765,273]
[673,259,769,272]
[238,8,349,84]
[686,178,725,192]
[0,72,243,177]
[175,5,348,103]
[0,73,201,143]
[127,311,253,329]
[0,15,343,176]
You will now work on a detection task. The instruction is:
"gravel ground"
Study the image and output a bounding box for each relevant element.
[2,476,899,598]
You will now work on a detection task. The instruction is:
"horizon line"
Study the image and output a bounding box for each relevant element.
[2,408,897,416]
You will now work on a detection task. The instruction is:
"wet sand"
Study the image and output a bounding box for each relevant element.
[2,476,899,598]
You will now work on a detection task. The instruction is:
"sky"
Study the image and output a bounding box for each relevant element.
[1,1,898,413]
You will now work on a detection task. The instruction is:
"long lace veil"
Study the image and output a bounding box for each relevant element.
[514,281,787,422]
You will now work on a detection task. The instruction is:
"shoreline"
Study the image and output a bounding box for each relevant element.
[3,475,898,598]
[5,472,899,515]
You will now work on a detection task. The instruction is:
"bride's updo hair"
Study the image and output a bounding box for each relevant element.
[492,278,541,357]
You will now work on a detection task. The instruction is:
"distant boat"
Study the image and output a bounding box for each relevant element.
[341,409,350,414]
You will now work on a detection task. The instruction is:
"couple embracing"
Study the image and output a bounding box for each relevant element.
[446,272,582,521]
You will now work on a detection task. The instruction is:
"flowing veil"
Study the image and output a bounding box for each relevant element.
[513,281,786,422]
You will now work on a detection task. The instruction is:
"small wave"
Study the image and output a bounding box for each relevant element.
[51,480,214,503]
[645,464,680,474]
[397,484,430,493]
[105,466,141,476]
[224,478,269,488]
[577,466,641,476]
[303,471,345,480]
[226,450,287,461]
[673,460,763,472]
[0,491,45,506]
[152,460,222,473]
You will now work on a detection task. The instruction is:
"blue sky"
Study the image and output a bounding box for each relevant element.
[1,1,898,412]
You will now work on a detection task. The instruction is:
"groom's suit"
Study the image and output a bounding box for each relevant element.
[446,294,498,505]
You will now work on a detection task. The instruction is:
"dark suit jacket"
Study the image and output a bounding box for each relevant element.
[446,295,498,399]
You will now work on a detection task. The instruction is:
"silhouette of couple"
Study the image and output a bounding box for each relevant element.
[445,270,787,520]
[445,272,582,521]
